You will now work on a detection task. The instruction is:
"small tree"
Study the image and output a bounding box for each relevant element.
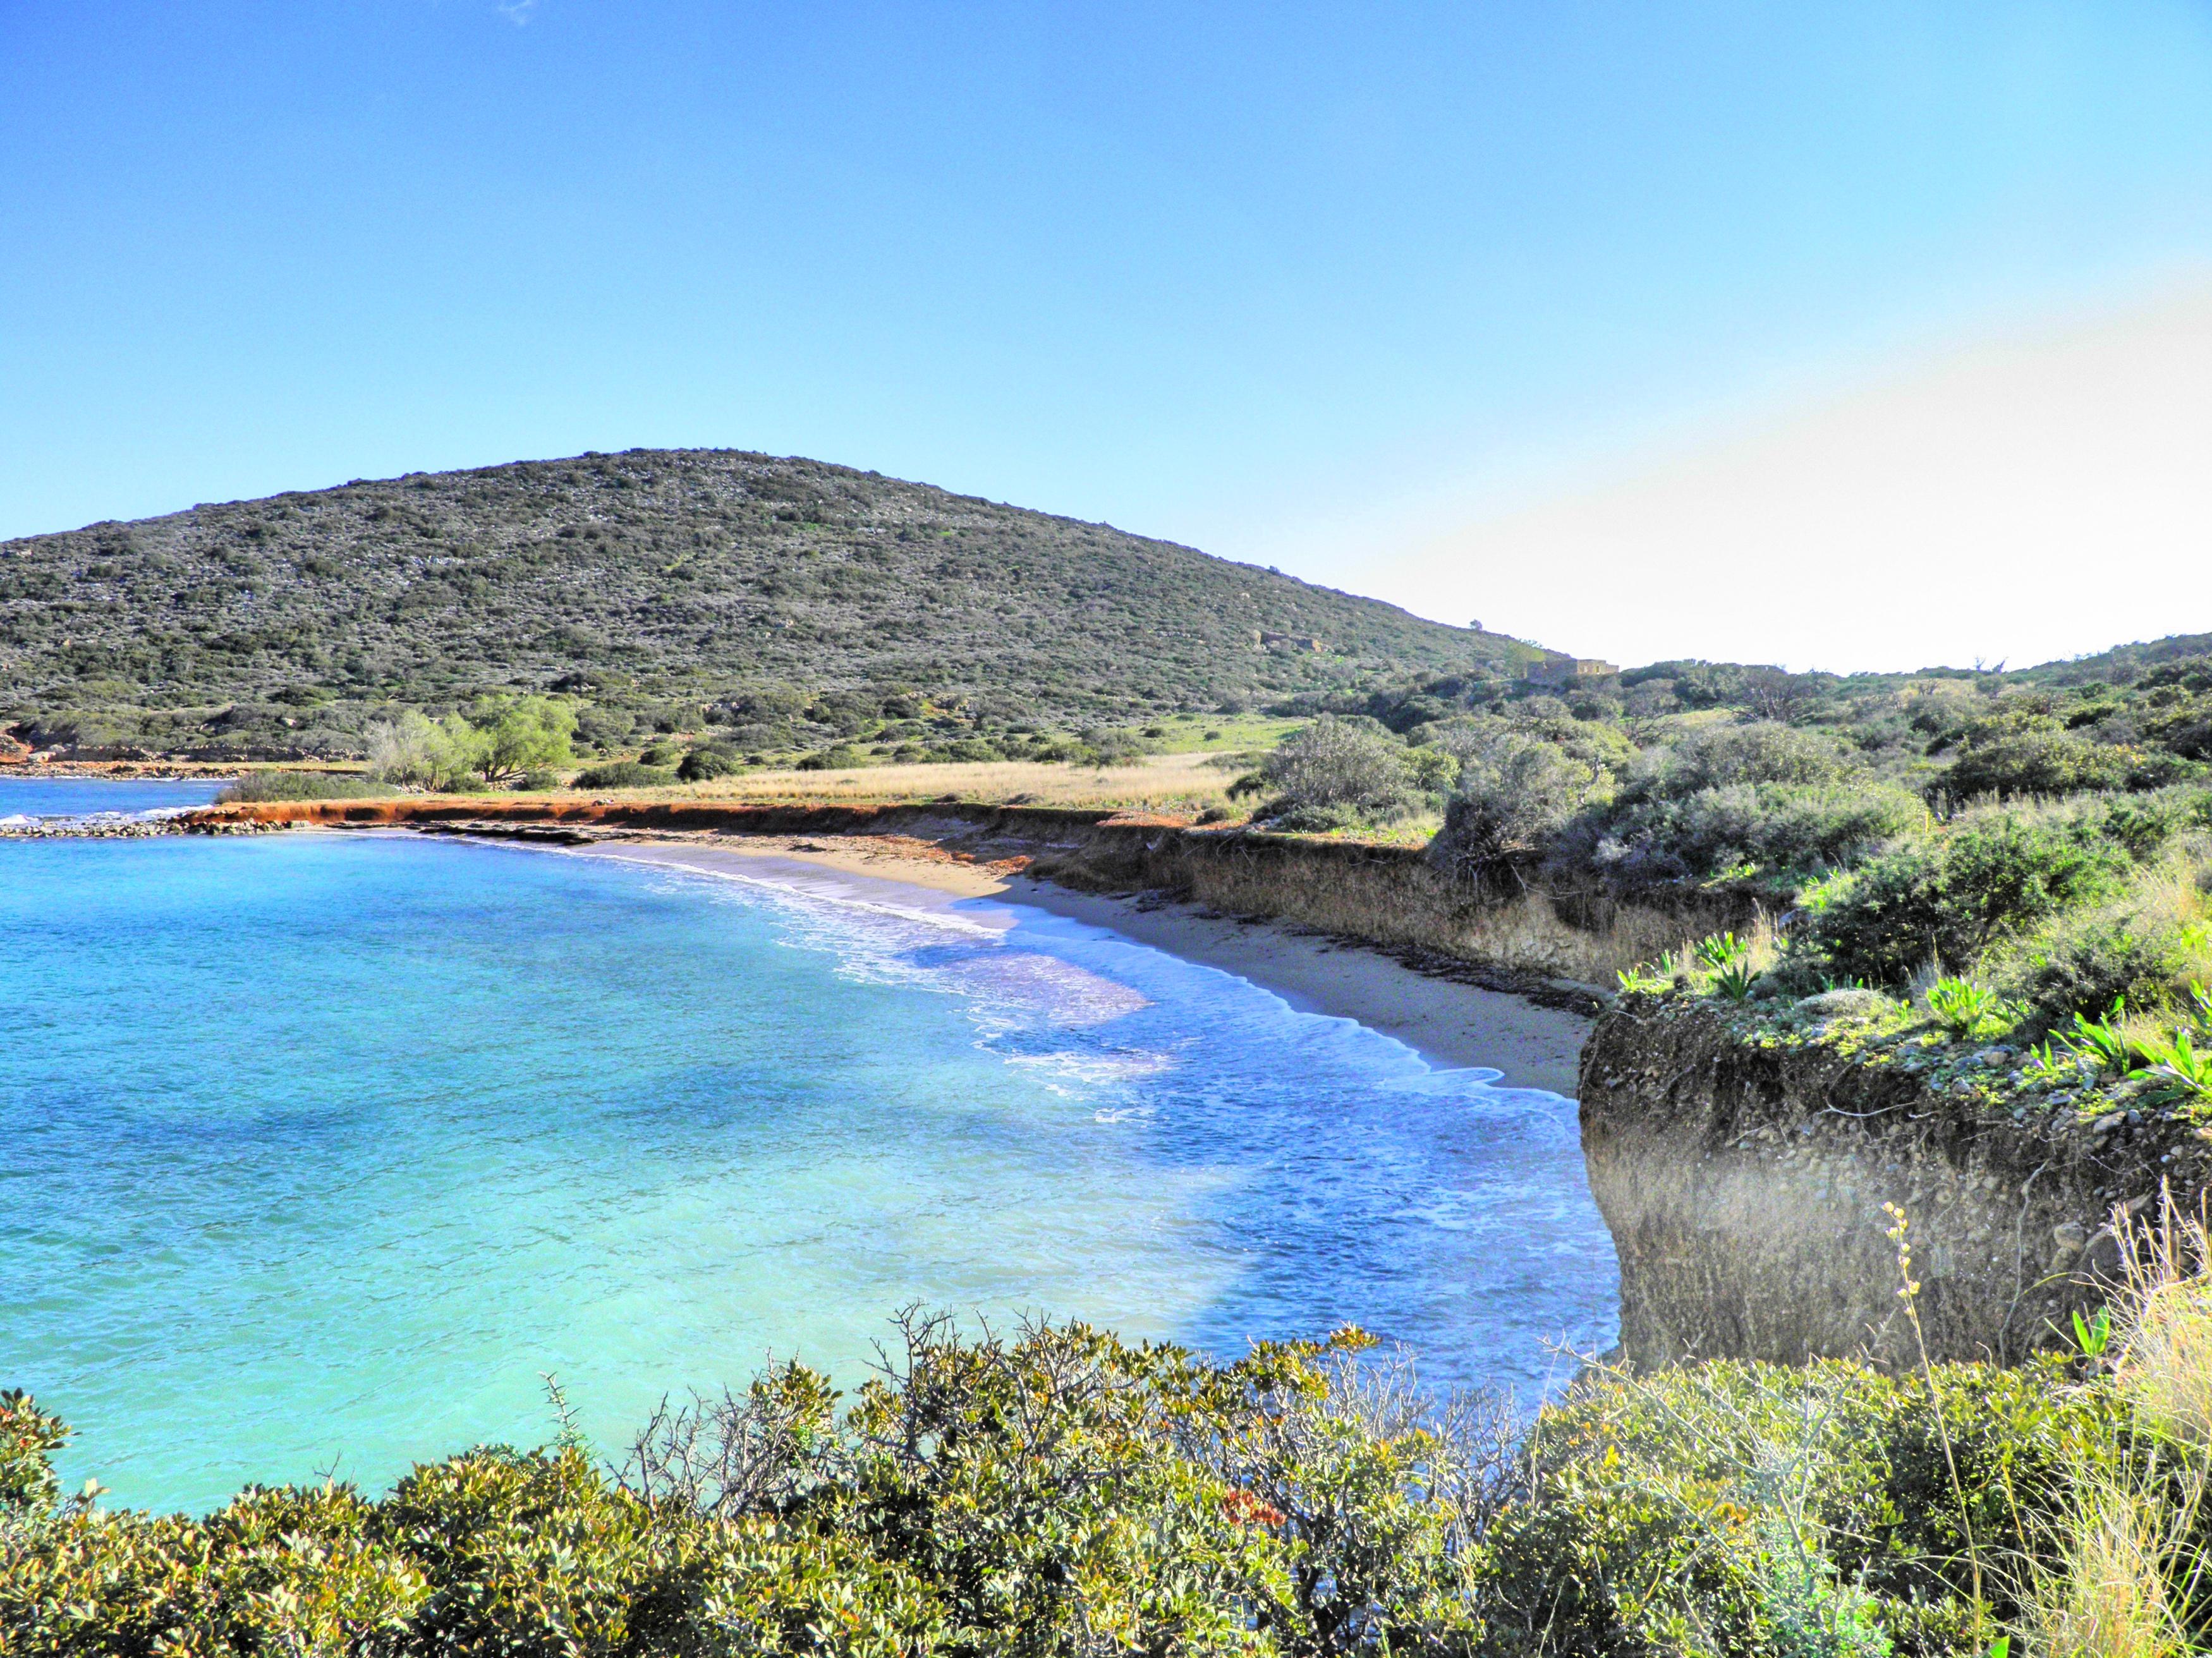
[471,697,576,784]
[1429,731,1607,878]
[367,710,477,792]
[1249,717,1416,827]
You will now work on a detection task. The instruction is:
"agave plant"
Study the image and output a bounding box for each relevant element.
[1924,976,2023,1041]
[2058,1001,2136,1076]
[1709,959,1759,1003]
[2134,1027,2212,1110]
[1692,932,1749,972]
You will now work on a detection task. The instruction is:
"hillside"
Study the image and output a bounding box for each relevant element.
[0,449,1536,759]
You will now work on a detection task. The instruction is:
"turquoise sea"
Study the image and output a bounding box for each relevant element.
[0,775,228,821]
[1,782,1617,1515]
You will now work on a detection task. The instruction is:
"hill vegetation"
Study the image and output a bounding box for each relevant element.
[0,449,1534,762]
[1213,632,2212,1128]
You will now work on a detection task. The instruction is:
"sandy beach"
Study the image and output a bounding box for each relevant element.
[568,834,1591,1095]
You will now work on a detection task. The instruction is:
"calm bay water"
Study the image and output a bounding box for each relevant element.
[1,793,1616,1514]
[0,775,228,821]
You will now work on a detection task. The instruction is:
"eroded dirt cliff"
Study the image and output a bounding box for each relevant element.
[1582,995,2212,1367]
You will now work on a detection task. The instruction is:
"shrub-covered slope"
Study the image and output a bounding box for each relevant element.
[0,449,1531,750]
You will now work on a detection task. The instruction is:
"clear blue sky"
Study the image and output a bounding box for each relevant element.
[6,3,2209,661]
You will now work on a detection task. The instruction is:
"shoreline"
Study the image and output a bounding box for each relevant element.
[564,833,1590,1094]
[6,790,1595,1093]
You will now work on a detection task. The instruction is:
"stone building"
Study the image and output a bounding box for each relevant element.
[1522,657,1619,686]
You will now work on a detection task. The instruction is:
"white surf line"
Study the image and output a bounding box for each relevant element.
[567,844,1015,940]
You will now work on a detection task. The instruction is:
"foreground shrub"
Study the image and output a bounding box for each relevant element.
[19,1304,2212,1656]
[1560,780,1926,900]
[215,770,388,804]
[1488,1356,2129,1658]
[1430,732,1610,877]
[1,1319,1505,1655]
[1246,716,1419,831]
[1995,910,2207,1037]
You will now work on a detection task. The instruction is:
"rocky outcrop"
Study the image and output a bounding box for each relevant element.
[1581,997,2212,1367]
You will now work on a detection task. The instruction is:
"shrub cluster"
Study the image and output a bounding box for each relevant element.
[1238,716,1425,832]
[13,1308,2199,1656]
[214,770,389,804]
[3,1320,1514,1655]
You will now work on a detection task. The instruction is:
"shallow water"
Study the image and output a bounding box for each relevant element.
[0,775,227,822]
[1,816,1617,1515]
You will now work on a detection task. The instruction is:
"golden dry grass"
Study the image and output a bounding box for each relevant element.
[591,752,1248,816]
[2034,1484,2184,1658]
[2020,1206,2212,1658]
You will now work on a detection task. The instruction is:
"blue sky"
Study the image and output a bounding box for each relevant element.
[5,3,2209,667]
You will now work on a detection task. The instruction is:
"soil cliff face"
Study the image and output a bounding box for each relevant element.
[1581,998,2212,1367]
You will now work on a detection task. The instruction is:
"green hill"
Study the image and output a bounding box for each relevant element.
[0,449,1537,759]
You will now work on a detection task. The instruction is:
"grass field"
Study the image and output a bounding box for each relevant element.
[626,751,1248,816]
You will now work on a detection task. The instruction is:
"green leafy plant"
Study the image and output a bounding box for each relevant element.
[1695,931,1751,972]
[1924,976,2024,1040]
[1711,959,1760,1002]
[2132,1027,2212,1109]
[2061,1001,2137,1075]
[2071,1307,2112,1359]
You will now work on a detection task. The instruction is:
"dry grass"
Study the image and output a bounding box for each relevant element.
[2114,1212,2212,1450]
[2035,1484,2185,1658]
[593,752,1244,816]
[2021,1206,2212,1658]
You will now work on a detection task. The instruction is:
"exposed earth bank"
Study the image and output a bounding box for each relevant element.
[1581,995,2211,1367]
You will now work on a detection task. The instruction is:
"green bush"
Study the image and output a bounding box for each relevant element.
[1483,1357,2127,1658]
[5,1328,2187,1657]
[1430,732,1608,876]
[573,761,675,789]
[1,1319,1502,1655]
[214,770,387,803]
[1804,809,2130,986]
[1942,729,2137,800]
[676,744,742,782]
[1560,780,1926,899]
[1252,716,1419,829]
[1637,721,1852,796]
[795,744,865,772]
